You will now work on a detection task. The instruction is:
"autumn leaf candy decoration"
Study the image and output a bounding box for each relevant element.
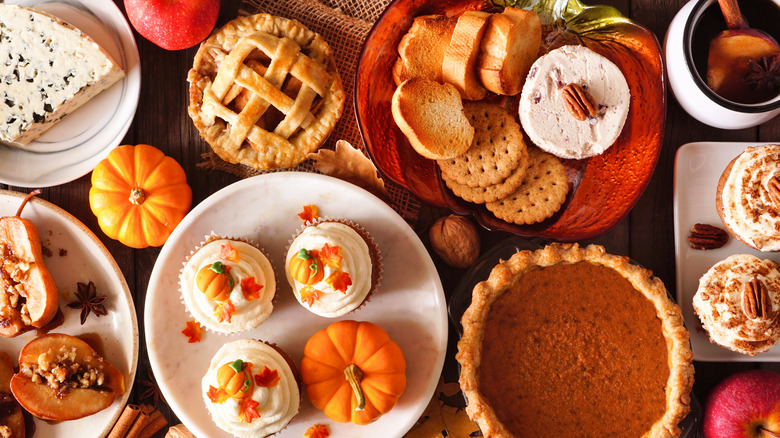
[254,366,280,388]
[181,320,203,343]
[298,205,320,223]
[305,424,330,438]
[239,398,261,423]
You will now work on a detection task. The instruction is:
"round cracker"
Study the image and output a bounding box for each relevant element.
[485,147,569,225]
[441,146,529,204]
[437,102,527,188]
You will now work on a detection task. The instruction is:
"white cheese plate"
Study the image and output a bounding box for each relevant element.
[0,0,140,187]
[674,141,780,361]
[0,189,138,437]
[145,173,448,438]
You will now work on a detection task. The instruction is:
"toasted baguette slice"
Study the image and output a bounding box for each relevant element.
[478,7,541,96]
[442,11,490,101]
[391,77,475,160]
[393,15,456,86]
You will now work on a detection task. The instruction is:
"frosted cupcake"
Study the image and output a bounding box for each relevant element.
[716,144,780,251]
[693,254,780,355]
[180,237,275,333]
[285,220,381,317]
[202,339,300,437]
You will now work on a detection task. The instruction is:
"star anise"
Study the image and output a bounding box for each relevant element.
[67,281,107,325]
[744,54,780,93]
[139,366,166,407]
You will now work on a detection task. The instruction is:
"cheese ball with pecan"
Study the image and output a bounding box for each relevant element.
[518,45,630,160]
[693,254,780,355]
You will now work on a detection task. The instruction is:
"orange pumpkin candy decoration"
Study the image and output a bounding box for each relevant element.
[301,320,406,425]
[89,144,192,249]
[196,261,234,301]
[289,249,324,285]
[216,359,254,399]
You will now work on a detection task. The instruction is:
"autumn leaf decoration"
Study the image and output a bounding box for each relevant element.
[254,366,280,388]
[326,271,352,293]
[304,424,330,438]
[207,385,230,404]
[300,286,320,307]
[181,320,203,343]
[241,276,264,301]
[298,205,319,223]
[220,242,240,262]
[319,243,342,268]
[238,398,261,423]
[214,300,236,323]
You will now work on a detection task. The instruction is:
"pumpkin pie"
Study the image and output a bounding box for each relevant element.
[457,243,694,437]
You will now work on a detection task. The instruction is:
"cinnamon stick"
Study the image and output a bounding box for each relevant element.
[137,409,168,438]
[126,404,156,438]
[108,404,168,438]
[108,404,142,438]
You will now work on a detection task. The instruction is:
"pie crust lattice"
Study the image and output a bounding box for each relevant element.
[188,14,345,169]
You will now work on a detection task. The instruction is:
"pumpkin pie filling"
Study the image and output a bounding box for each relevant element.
[457,244,694,438]
[480,262,668,436]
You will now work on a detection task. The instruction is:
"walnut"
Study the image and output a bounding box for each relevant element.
[429,215,480,269]
[165,424,198,438]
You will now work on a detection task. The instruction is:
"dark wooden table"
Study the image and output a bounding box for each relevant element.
[4,0,779,436]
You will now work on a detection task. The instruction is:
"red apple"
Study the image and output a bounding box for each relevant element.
[703,369,780,438]
[123,0,220,51]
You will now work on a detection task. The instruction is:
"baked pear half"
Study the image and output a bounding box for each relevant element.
[10,334,125,421]
[0,352,24,438]
[0,190,59,337]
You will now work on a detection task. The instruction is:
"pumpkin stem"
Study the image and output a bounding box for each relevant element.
[129,187,146,205]
[344,363,366,411]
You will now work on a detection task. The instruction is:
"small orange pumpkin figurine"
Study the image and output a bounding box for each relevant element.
[196,261,234,301]
[216,359,254,399]
[289,249,324,285]
[301,320,406,424]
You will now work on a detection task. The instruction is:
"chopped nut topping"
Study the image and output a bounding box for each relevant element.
[0,425,11,438]
[21,345,106,396]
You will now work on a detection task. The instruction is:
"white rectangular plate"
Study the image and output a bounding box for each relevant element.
[674,141,780,361]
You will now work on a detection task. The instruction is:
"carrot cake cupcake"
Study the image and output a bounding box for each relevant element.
[285,220,381,317]
[717,144,780,251]
[202,339,300,437]
[180,237,275,333]
[693,253,780,355]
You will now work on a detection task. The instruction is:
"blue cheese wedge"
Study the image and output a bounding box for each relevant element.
[0,4,125,146]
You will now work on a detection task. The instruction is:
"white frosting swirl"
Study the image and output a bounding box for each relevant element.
[285,222,373,317]
[693,254,780,355]
[721,145,780,251]
[180,239,275,333]
[202,340,299,437]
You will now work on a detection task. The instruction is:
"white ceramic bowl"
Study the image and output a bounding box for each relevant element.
[665,0,780,129]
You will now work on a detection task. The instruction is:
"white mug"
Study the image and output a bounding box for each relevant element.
[665,0,780,129]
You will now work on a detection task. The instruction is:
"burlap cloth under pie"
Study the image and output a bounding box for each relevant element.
[198,0,419,221]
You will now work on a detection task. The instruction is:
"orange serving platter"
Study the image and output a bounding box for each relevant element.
[355,0,665,240]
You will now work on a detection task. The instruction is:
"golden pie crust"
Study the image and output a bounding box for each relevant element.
[456,243,694,438]
[187,14,345,169]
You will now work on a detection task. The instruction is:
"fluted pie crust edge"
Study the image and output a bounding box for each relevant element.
[455,243,694,438]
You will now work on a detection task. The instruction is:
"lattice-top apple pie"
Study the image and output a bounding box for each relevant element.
[187,14,345,169]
